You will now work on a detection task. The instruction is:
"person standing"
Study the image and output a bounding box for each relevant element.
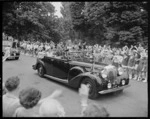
[127,51,136,80]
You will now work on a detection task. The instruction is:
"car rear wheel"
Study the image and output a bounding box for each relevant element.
[38,64,45,77]
[81,77,99,99]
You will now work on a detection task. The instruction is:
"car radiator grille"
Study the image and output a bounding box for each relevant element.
[107,70,117,84]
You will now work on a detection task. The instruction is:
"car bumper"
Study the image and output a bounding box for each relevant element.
[98,85,130,94]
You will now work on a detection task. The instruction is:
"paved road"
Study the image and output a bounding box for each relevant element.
[2,55,148,117]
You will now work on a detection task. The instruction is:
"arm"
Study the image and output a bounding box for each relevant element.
[79,84,90,115]
[38,90,62,104]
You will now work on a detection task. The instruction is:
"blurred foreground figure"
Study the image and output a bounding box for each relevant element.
[38,89,65,117]
[82,103,109,117]
[13,87,42,117]
[14,88,64,117]
[79,84,109,117]
[39,99,65,117]
[3,76,21,117]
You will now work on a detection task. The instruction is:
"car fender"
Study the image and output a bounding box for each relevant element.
[69,72,102,88]
[36,59,46,71]
[68,66,85,81]
[70,66,85,73]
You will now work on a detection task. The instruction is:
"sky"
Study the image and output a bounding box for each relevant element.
[51,2,62,18]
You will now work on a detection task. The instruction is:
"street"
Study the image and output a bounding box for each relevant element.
[2,54,148,117]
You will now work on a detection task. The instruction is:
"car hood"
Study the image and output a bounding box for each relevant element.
[69,61,106,69]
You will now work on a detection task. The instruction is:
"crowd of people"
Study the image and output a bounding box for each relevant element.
[3,76,109,117]
[3,35,148,117]
[19,40,148,83]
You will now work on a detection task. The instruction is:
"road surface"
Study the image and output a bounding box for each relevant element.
[2,54,148,117]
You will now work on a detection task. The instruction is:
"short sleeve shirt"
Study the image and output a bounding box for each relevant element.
[3,93,21,117]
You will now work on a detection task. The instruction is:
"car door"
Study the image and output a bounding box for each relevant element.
[43,56,53,76]
[51,58,70,79]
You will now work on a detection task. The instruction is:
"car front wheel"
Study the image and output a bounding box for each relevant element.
[81,77,99,99]
[38,64,45,77]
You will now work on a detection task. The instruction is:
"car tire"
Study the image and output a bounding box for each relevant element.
[81,77,99,99]
[37,64,45,77]
[15,57,19,60]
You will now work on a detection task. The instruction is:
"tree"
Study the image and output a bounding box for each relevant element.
[104,2,148,46]
[2,2,61,43]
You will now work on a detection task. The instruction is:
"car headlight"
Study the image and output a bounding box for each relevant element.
[118,67,124,75]
[101,70,107,78]
[107,83,112,88]
[121,80,125,85]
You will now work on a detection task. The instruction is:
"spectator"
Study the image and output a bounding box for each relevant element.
[136,51,147,81]
[14,88,63,117]
[13,87,42,117]
[82,103,109,117]
[3,76,21,117]
[127,50,136,80]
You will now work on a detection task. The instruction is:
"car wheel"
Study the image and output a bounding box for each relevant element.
[81,77,99,99]
[15,57,19,60]
[38,64,45,77]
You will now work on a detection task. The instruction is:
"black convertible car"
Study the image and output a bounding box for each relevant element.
[33,51,130,99]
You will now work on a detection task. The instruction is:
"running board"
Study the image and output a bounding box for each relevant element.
[44,74,68,84]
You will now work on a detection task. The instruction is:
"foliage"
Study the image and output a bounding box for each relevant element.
[3,2,61,43]
[69,2,148,47]
[3,2,148,47]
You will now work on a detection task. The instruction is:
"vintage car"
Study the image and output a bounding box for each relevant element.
[3,40,20,60]
[32,50,130,99]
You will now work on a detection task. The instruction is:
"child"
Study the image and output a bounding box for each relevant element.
[3,76,21,117]
[142,54,148,82]
[13,88,63,117]
[13,87,42,117]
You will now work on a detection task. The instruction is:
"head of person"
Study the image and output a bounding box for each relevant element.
[5,76,20,92]
[39,99,65,117]
[19,87,41,109]
[82,103,109,117]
